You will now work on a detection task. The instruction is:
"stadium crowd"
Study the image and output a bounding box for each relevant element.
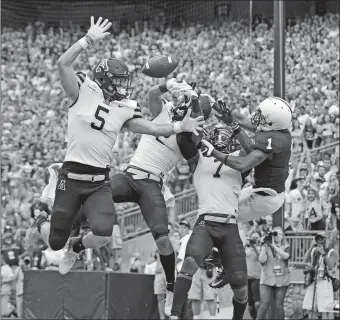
[1,10,339,319]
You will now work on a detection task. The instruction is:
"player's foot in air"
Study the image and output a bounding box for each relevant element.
[164,289,174,317]
[59,237,80,275]
[209,268,229,289]
[25,212,48,246]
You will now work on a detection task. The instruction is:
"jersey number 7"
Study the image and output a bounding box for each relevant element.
[91,105,109,131]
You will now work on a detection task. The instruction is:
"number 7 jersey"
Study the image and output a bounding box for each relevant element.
[65,72,142,168]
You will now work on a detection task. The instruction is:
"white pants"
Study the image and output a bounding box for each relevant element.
[302,279,336,313]
[237,186,285,223]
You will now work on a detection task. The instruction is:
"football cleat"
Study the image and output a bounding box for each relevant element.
[209,269,229,289]
[58,238,80,275]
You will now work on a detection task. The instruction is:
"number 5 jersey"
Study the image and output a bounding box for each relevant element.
[65,72,142,168]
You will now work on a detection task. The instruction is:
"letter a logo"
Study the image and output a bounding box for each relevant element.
[58,180,66,191]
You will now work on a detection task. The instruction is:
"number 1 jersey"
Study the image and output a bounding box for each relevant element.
[65,72,142,168]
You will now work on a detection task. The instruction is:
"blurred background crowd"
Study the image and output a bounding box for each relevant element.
[1,0,339,318]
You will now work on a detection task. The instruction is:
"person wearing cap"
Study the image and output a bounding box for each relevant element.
[302,232,339,318]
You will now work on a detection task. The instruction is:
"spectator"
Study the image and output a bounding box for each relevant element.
[303,118,318,149]
[301,188,326,230]
[1,259,15,318]
[285,178,305,229]
[302,232,339,319]
[257,227,291,320]
[129,253,143,273]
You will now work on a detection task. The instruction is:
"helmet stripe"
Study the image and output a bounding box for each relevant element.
[274,97,292,113]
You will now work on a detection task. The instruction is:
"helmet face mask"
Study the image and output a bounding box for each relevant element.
[93,58,133,102]
[207,127,239,154]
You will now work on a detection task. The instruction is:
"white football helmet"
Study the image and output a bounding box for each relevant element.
[251,97,292,131]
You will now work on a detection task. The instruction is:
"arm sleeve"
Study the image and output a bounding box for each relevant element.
[176,132,200,173]
[133,103,143,119]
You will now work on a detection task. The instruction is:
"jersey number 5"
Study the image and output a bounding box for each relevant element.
[266,138,272,150]
[91,105,109,131]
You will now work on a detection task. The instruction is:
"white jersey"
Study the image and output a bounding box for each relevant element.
[65,72,142,168]
[129,100,182,177]
[193,150,243,217]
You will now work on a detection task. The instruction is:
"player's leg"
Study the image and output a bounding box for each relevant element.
[170,219,214,319]
[32,175,82,251]
[137,180,175,316]
[218,223,248,320]
[238,187,285,222]
[59,181,115,275]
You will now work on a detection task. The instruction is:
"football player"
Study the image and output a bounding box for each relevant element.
[203,97,292,223]
[26,16,204,276]
[169,126,252,320]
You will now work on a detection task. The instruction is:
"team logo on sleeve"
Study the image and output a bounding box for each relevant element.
[57,180,66,191]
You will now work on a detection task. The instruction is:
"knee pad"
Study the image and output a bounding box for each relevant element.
[91,222,113,237]
[151,223,169,240]
[180,256,199,276]
[49,227,69,251]
[229,271,248,290]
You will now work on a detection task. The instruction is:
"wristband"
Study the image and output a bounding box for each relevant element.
[159,84,168,93]
[224,154,229,165]
[78,35,94,50]
[232,124,242,135]
[173,122,183,133]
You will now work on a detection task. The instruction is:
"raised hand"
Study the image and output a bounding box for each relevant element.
[180,109,205,136]
[87,16,112,42]
[213,100,238,127]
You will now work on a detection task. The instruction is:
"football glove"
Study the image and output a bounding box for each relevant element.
[179,109,205,136]
[87,16,112,42]
[166,78,178,92]
[213,100,239,129]
[201,139,215,157]
[172,81,198,98]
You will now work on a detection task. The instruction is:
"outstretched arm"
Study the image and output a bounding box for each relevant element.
[201,140,268,173]
[123,110,205,137]
[57,17,112,102]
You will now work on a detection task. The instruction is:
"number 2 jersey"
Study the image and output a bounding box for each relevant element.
[129,100,182,177]
[252,130,292,194]
[64,72,142,168]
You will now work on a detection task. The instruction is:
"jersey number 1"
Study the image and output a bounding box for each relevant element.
[91,106,109,131]
[266,138,272,150]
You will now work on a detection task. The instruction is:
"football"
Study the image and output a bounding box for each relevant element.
[141,55,179,78]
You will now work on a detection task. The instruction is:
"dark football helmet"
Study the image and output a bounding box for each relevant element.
[205,127,239,154]
[93,58,133,102]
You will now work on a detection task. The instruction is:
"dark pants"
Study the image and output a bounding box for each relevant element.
[111,173,169,240]
[256,284,288,320]
[185,216,247,289]
[248,278,260,319]
[50,169,115,251]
